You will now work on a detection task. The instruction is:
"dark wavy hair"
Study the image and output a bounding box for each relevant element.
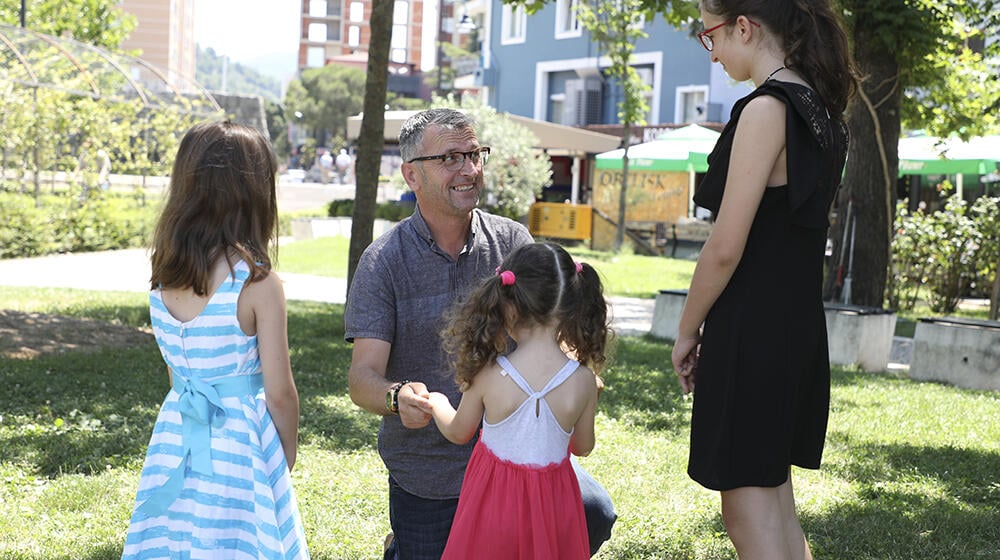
[442,242,613,391]
[150,121,279,294]
[701,0,858,115]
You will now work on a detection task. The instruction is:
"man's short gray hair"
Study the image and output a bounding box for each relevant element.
[398,108,477,163]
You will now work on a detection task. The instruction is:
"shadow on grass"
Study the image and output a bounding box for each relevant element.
[599,334,690,433]
[807,439,1000,558]
[0,344,163,476]
[299,394,380,451]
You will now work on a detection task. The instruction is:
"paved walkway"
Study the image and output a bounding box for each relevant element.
[0,248,654,336]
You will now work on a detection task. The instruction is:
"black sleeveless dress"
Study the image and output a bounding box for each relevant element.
[688,81,849,491]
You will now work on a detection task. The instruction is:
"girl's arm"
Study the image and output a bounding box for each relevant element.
[246,272,300,470]
[672,95,786,392]
[427,382,485,445]
[569,371,599,457]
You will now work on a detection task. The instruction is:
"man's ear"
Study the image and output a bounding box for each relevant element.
[401,162,421,191]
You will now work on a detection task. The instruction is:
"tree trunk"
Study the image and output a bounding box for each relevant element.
[835,26,902,308]
[991,252,999,321]
[346,0,393,300]
[614,124,631,252]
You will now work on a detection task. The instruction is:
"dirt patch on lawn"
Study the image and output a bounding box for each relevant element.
[0,309,154,359]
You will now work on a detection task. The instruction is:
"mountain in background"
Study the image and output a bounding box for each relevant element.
[196,45,287,102]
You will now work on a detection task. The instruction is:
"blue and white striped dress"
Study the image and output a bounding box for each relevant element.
[123,260,308,559]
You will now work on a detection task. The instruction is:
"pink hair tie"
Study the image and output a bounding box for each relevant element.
[574,261,584,274]
[499,270,516,286]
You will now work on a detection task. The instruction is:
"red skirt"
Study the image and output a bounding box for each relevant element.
[442,439,590,559]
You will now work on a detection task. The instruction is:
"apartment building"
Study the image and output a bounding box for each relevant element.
[118,0,197,87]
[298,0,449,98]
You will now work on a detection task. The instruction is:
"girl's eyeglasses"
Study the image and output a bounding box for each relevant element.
[697,17,759,51]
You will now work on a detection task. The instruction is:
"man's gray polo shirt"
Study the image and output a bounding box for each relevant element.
[345,207,533,499]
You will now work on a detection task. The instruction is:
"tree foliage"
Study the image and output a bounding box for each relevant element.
[0,0,136,50]
[284,63,367,150]
[576,0,652,251]
[0,0,216,198]
[831,0,1000,306]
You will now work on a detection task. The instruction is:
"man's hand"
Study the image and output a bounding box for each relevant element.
[397,381,432,428]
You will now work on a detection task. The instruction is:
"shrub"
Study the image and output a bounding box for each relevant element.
[889,190,996,314]
[0,191,158,259]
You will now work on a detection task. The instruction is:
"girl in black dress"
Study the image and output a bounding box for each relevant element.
[672,1,857,558]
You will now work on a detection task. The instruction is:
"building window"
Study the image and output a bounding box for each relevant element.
[392,48,407,63]
[307,46,325,67]
[636,66,654,122]
[327,23,341,42]
[549,92,566,125]
[348,25,361,47]
[309,0,327,17]
[350,2,364,22]
[393,0,409,24]
[555,0,581,38]
[392,24,408,49]
[501,4,526,44]
[676,85,709,123]
[308,23,327,42]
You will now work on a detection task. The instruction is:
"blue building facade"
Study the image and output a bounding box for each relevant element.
[477,0,754,132]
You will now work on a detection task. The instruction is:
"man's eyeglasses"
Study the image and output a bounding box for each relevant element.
[408,147,491,171]
[697,17,759,51]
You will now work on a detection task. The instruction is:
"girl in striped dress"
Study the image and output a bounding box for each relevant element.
[122,121,308,559]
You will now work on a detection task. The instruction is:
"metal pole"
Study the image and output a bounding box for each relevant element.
[436,0,445,96]
[20,0,27,27]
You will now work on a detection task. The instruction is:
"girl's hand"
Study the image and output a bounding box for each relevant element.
[425,392,454,411]
[671,334,701,395]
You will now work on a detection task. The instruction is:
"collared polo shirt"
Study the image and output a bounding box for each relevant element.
[345,206,533,499]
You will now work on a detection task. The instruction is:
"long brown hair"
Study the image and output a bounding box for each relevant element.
[442,242,613,390]
[701,0,858,115]
[150,121,279,294]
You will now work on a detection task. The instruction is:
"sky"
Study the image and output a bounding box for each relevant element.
[193,0,300,67]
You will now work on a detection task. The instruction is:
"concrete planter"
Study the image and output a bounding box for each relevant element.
[291,217,395,241]
[910,317,1000,391]
[650,289,688,341]
[651,293,896,373]
[823,303,897,372]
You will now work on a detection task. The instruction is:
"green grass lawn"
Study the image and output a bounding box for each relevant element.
[276,237,697,298]
[0,284,997,559]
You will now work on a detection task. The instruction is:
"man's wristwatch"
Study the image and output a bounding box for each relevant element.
[385,380,411,414]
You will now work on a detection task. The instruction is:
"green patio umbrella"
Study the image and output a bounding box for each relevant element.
[594,124,720,172]
[898,134,1000,176]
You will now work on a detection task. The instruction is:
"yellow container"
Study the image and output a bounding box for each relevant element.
[528,202,593,240]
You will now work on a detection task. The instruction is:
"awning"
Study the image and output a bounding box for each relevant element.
[594,124,720,172]
[346,110,621,156]
[898,134,1000,176]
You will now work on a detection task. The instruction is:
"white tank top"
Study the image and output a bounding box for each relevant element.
[479,355,581,467]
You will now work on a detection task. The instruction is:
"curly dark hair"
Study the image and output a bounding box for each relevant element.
[442,242,613,391]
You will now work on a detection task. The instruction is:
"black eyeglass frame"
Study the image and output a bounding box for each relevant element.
[407,147,491,169]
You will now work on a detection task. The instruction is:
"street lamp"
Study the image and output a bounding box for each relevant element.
[435,0,446,96]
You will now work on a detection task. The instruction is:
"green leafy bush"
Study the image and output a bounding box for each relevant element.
[889,190,998,314]
[327,198,411,222]
[0,191,158,258]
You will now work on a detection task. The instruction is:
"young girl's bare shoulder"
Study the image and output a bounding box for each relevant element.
[567,362,599,393]
[240,270,286,306]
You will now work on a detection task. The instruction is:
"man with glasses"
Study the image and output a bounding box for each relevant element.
[345,108,616,559]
